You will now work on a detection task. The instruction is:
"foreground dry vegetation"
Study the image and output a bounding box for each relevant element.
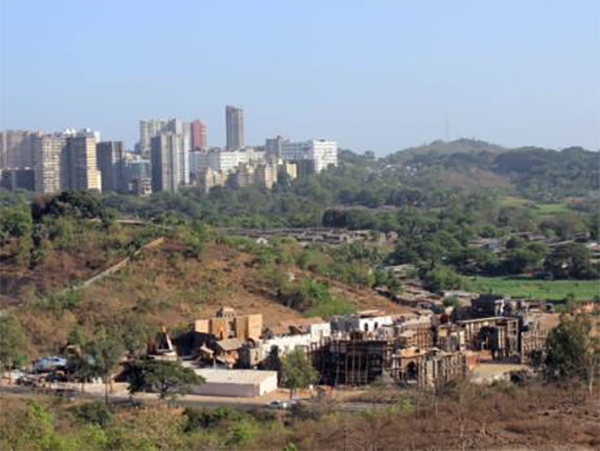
[1,381,598,451]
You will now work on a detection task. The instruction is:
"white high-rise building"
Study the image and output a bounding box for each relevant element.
[150,133,189,192]
[63,135,102,192]
[281,139,338,173]
[33,134,65,194]
[139,119,168,154]
[139,118,192,156]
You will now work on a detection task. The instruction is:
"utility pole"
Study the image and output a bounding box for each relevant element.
[444,112,450,142]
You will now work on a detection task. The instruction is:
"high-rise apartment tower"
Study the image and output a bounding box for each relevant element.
[225,105,244,150]
[191,120,208,150]
[96,141,126,192]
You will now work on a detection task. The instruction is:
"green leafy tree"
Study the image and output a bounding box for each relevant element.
[83,328,125,404]
[69,352,96,393]
[0,206,32,243]
[31,190,104,222]
[544,314,600,396]
[125,359,205,400]
[443,296,460,308]
[0,314,28,371]
[69,401,114,428]
[540,212,587,240]
[281,348,318,399]
[0,401,60,451]
[544,242,596,279]
[182,221,211,259]
[421,265,464,293]
[504,248,542,275]
[107,403,185,450]
[373,270,403,295]
[121,318,149,358]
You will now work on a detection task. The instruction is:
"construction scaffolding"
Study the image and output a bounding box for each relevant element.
[315,333,394,386]
[391,349,468,389]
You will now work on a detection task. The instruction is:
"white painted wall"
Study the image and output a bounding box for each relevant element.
[190,369,278,397]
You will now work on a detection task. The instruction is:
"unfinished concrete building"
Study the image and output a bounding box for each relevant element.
[436,324,467,352]
[471,294,507,317]
[392,348,469,389]
[519,313,560,363]
[192,307,263,341]
[174,307,264,367]
[316,333,394,386]
[457,316,520,360]
[396,319,434,349]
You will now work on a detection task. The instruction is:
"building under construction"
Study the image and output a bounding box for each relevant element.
[314,332,469,389]
[391,348,469,389]
[315,332,395,386]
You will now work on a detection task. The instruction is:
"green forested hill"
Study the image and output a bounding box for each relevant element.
[379,141,599,202]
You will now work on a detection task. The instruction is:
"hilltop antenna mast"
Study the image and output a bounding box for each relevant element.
[444,112,450,142]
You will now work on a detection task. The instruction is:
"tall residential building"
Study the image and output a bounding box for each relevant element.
[254,163,278,189]
[281,139,338,173]
[191,120,208,150]
[131,177,152,197]
[150,133,189,192]
[190,150,209,176]
[0,168,35,191]
[126,157,151,181]
[225,105,244,150]
[166,118,190,137]
[139,119,168,154]
[0,130,41,169]
[197,167,227,194]
[33,134,65,194]
[0,132,5,168]
[139,118,192,155]
[278,161,298,181]
[62,128,101,143]
[63,136,102,191]
[265,136,288,159]
[96,141,126,192]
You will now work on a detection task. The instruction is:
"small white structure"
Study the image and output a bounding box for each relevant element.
[260,318,331,360]
[190,369,278,397]
[332,310,393,333]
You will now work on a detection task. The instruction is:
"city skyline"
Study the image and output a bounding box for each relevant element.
[1,1,599,154]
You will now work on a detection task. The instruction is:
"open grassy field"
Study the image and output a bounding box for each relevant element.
[498,196,570,217]
[470,276,600,301]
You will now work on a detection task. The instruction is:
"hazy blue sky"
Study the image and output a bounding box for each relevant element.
[1,1,598,154]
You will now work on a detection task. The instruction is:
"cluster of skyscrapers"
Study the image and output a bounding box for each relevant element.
[0,105,338,196]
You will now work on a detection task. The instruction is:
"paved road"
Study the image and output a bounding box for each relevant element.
[0,384,264,410]
[0,384,388,413]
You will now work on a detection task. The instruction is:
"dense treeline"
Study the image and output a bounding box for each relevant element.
[1,142,598,293]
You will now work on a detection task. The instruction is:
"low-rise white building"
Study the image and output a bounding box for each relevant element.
[190,368,278,397]
[332,310,393,333]
[190,150,209,176]
[281,139,338,173]
[204,148,266,173]
[260,318,331,359]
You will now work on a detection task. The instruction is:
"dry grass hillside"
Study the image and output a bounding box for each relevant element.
[0,223,139,307]
[17,237,412,356]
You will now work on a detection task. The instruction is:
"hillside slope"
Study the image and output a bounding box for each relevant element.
[16,237,412,356]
